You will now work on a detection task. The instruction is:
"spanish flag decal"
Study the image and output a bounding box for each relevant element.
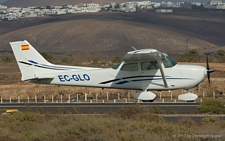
[21,44,29,50]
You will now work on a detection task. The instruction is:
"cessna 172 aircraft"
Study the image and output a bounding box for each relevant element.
[10,40,214,102]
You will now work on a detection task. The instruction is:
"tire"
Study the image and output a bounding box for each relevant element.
[142,100,154,102]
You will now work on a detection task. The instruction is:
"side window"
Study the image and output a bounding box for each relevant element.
[141,61,158,70]
[121,63,138,71]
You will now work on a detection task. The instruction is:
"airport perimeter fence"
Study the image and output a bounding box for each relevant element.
[0,91,224,104]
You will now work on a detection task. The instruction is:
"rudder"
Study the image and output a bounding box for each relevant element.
[10,40,51,81]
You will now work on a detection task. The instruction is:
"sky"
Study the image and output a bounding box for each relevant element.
[0,0,224,5]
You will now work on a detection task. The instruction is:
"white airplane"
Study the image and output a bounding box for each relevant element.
[10,40,214,102]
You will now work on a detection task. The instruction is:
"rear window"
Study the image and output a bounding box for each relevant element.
[121,63,138,71]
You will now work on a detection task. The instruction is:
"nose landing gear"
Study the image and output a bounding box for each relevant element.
[178,92,198,102]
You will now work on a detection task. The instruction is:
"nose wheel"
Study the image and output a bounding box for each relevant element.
[178,91,198,102]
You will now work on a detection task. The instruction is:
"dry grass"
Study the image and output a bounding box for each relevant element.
[0,107,224,141]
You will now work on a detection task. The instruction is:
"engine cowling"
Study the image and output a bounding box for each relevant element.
[133,91,157,101]
[178,92,198,102]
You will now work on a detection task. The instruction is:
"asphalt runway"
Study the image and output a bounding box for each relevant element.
[0,102,199,114]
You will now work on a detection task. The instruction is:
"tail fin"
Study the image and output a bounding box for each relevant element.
[10,40,51,81]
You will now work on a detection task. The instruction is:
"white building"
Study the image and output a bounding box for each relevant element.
[87,3,99,7]
[152,2,161,8]
[126,2,136,9]
[136,1,151,7]
[7,7,21,12]
[56,10,66,15]
[109,2,117,8]
[0,4,7,10]
[121,2,136,12]
[0,14,4,20]
[209,0,223,5]
[136,1,154,9]
[53,6,63,9]
[62,5,73,8]
[161,1,181,8]
[119,3,125,7]
[86,3,101,12]
[21,7,31,13]
[1,2,101,21]
[156,9,173,13]
[191,2,202,6]
[204,0,225,9]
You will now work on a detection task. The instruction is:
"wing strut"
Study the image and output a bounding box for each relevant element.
[156,54,168,88]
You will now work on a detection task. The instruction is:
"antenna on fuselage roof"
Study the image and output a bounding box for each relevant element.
[131,46,137,51]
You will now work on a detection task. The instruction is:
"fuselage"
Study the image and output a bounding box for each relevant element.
[35,61,207,91]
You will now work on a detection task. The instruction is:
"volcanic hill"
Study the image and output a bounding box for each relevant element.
[0,11,225,54]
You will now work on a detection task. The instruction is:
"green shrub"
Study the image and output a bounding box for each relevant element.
[40,52,53,62]
[112,56,121,63]
[2,56,13,63]
[8,112,40,122]
[151,106,166,114]
[178,118,195,127]
[179,49,201,62]
[114,105,165,122]
[201,116,221,123]
[92,58,99,64]
[213,50,225,62]
[62,57,72,64]
[57,107,69,114]
[133,112,165,123]
[198,99,225,114]
[114,104,144,119]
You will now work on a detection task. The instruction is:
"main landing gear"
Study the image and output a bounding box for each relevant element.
[133,91,157,102]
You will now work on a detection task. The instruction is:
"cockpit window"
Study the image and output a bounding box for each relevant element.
[162,56,177,68]
[112,63,121,70]
[121,63,138,71]
[141,61,159,70]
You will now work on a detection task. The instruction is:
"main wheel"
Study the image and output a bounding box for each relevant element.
[142,100,154,102]
[186,100,194,102]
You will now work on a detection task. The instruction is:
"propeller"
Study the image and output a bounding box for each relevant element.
[206,54,215,84]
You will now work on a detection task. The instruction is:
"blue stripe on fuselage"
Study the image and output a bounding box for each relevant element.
[115,78,193,85]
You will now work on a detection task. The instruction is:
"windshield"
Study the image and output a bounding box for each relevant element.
[162,56,177,68]
[112,63,121,70]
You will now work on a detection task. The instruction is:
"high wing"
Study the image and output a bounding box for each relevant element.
[122,49,168,88]
[123,49,165,62]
